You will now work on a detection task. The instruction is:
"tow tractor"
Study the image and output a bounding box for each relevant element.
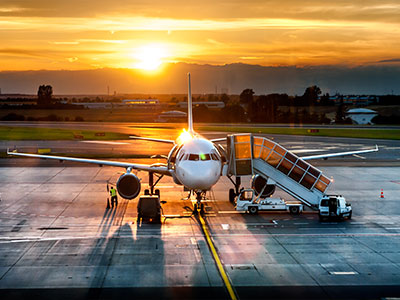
[235,188,303,215]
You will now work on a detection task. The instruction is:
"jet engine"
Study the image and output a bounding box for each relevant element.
[251,174,276,197]
[116,173,141,200]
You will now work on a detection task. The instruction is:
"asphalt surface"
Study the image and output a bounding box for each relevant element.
[1,122,400,299]
[0,165,400,299]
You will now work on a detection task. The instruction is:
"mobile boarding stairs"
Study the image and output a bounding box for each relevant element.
[226,134,332,209]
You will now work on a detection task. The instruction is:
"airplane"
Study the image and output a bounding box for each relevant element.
[7,73,379,214]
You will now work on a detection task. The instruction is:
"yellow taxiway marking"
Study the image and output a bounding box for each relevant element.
[198,213,238,300]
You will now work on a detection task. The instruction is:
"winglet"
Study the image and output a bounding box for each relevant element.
[187,73,194,134]
[7,147,18,154]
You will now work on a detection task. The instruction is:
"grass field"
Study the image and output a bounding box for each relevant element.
[199,125,400,140]
[0,126,129,140]
[0,124,398,141]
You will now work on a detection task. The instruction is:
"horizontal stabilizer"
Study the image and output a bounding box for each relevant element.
[301,145,378,160]
[129,136,175,144]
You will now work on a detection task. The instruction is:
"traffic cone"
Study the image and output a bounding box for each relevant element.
[380,189,384,198]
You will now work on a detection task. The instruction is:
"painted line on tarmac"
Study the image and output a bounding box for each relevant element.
[80,141,129,145]
[330,271,358,275]
[198,213,238,300]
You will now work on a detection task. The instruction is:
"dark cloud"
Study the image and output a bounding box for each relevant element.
[377,58,400,63]
[0,63,399,95]
[1,0,399,23]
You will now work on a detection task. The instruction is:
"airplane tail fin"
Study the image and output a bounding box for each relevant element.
[187,73,194,134]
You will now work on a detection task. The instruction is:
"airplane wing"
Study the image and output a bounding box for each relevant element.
[300,145,378,160]
[129,136,175,144]
[7,149,171,175]
[210,137,227,143]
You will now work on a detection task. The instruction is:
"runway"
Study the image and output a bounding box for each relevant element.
[1,163,400,299]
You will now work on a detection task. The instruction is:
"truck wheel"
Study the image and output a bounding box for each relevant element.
[154,215,162,224]
[348,211,352,220]
[229,189,235,203]
[319,214,324,222]
[289,206,299,215]
[144,189,150,195]
[155,189,160,196]
[248,206,258,215]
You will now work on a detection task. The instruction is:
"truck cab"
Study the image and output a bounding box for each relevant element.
[319,195,352,220]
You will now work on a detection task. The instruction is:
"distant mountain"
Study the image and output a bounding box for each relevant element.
[0,63,399,95]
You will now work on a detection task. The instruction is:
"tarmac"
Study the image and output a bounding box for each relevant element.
[0,163,400,299]
[0,124,400,299]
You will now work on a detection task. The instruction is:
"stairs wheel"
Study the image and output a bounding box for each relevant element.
[229,189,235,203]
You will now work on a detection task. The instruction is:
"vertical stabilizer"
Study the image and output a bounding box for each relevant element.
[187,73,194,133]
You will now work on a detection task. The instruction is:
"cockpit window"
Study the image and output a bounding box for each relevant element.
[185,153,218,161]
[188,154,199,161]
[177,151,185,161]
[200,153,211,161]
[211,150,220,161]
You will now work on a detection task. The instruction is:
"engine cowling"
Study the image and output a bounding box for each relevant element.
[251,174,276,197]
[116,173,141,200]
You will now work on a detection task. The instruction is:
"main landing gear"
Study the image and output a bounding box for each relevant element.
[228,176,242,203]
[145,172,164,196]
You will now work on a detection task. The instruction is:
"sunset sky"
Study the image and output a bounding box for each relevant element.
[1,0,400,71]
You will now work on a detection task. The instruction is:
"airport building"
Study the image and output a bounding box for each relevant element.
[122,99,160,107]
[329,95,379,106]
[346,108,378,124]
[178,101,225,109]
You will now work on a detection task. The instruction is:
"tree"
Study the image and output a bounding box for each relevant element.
[335,98,346,123]
[220,104,246,123]
[302,85,321,106]
[220,93,230,105]
[251,95,278,123]
[239,88,254,105]
[37,85,53,106]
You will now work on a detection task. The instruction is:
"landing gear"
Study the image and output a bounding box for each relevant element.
[228,176,241,203]
[193,191,206,215]
[147,172,164,196]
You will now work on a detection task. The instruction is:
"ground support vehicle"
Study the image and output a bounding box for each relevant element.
[235,189,303,215]
[137,194,162,224]
[318,195,352,221]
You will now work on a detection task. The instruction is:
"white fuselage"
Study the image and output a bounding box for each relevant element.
[173,138,222,190]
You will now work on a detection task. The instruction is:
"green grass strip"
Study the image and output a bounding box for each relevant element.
[199,126,400,140]
[0,126,129,140]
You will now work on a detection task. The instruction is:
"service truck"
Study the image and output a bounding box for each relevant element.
[318,195,352,221]
[235,188,303,215]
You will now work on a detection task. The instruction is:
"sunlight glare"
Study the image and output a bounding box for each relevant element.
[177,129,193,145]
[133,44,169,71]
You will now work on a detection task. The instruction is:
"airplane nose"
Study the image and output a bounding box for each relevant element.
[178,163,220,190]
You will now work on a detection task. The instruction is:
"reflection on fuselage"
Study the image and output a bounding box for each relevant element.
[172,138,222,190]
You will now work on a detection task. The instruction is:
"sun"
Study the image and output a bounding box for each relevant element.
[133,44,169,71]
